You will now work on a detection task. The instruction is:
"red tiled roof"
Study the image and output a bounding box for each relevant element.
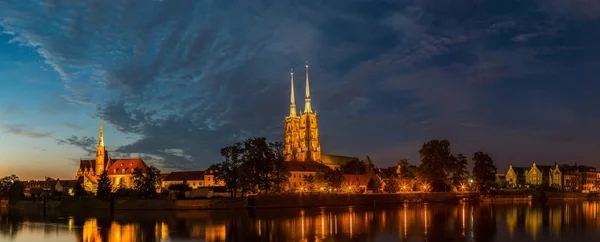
[164,171,204,181]
[106,158,148,175]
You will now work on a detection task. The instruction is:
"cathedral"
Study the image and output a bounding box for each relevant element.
[284,63,322,162]
[75,121,149,192]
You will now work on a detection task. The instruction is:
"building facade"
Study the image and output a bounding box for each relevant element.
[524,163,543,186]
[504,163,600,192]
[75,121,149,192]
[505,165,527,188]
[162,171,205,189]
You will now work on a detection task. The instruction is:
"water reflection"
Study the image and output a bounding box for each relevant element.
[1,201,600,241]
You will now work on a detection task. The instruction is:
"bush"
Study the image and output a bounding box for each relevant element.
[168,183,192,191]
[175,191,187,200]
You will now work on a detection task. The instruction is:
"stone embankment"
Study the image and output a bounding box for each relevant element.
[6,192,597,211]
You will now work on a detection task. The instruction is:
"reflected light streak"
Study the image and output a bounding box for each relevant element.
[335,215,338,235]
[68,217,74,232]
[403,206,407,239]
[258,219,262,236]
[424,205,428,236]
[329,212,333,236]
[461,205,465,237]
[349,212,354,238]
[321,210,325,239]
[301,211,305,240]
[470,206,474,240]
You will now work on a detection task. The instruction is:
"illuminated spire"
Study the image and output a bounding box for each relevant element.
[304,61,312,113]
[289,69,297,117]
[99,120,104,146]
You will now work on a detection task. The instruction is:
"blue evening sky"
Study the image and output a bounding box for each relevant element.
[1,0,600,180]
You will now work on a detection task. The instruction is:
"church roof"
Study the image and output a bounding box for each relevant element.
[60,180,79,188]
[321,154,357,167]
[79,159,97,172]
[106,158,148,175]
[164,171,205,181]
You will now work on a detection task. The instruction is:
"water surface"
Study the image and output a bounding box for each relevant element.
[1,201,599,241]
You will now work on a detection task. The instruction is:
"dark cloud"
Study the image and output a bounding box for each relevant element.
[1,0,600,170]
[2,124,51,139]
[56,136,97,156]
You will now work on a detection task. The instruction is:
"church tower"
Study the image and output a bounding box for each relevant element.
[95,120,107,175]
[284,70,300,161]
[297,63,321,162]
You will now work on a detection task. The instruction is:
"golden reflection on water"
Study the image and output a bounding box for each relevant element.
[2,201,600,242]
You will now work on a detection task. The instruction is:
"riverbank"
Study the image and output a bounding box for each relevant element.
[5,191,598,211]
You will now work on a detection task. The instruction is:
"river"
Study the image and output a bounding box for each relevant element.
[1,201,599,241]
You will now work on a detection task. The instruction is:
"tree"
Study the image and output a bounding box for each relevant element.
[384,176,399,193]
[472,152,497,192]
[217,137,290,196]
[270,141,290,193]
[397,158,411,179]
[96,171,112,200]
[315,169,344,191]
[303,175,316,192]
[450,153,469,187]
[168,183,192,191]
[216,142,244,197]
[419,139,454,191]
[73,182,87,196]
[341,158,367,175]
[326,169,344,190]
[367,177,382,193]
[132,166,162,197]
[0,175,20,199]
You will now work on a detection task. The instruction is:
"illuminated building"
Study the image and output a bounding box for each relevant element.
[75,121,149,192]
[284,63,321,162]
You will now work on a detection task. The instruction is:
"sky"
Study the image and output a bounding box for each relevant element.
[1,0,600,180]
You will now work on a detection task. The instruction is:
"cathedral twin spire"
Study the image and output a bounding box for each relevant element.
[289,62,313,117]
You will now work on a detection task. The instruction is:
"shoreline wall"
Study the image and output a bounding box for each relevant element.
[7,192,597,211]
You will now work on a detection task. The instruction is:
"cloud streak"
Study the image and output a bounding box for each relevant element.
[3,124,51,139]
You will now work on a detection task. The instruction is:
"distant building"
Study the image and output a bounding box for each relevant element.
[203,165,225,187]
[75,121,149,193]
[495,174,506,188]
[505,165,527,188]
[162,171,205,189]
[580,166,599,192]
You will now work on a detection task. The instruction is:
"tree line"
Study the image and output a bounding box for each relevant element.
[215,137,498,195]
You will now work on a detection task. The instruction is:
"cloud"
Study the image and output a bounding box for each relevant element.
[56,136,97,156]
[2,124,51,139]
[1,0,600,170]
[538,0,600,20]
[61,122,83,131]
